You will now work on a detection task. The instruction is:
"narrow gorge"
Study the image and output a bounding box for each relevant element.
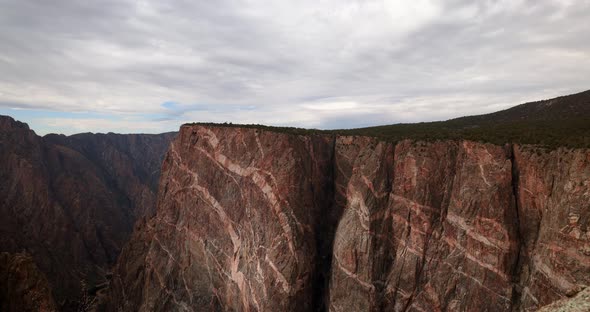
[100,124,590,311]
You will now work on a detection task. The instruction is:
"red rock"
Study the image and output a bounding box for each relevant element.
[383,141,519,311]
[102,125,335,311]
[537,287,590,311]
[329,140,520,311]
[88,125,590,311]
[0,115,174,311]
[513,145,590,310]
[0,252,57,312]
[328,136,394,311]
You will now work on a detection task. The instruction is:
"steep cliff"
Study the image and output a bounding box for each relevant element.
[330,140,520,311]
[102,124,590,311]
[102,126,335,311]
[513,145,590,310]
[0,252,57,312]
[0,115,175,310]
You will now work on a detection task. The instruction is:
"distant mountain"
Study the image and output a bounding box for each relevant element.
[452,89,590,123]
[189,90,590,148]
[338,89,590,147]
[0,116,175,311]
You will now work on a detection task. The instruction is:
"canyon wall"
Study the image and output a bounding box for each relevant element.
[101,124,590,311]
[329,139,520,311]
[0,116,175,310]
[513,145,590,309]
[0,252,57,312]
[102,126,335,311]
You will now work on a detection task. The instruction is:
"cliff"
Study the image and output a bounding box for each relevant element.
[101,124,590,311]
[537,287,590,312]
[0,252,57,312]
[0,115,175,311]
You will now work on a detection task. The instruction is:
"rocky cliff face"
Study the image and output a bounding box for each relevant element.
[99,124,589,311]
[0,115,175,311]
[102,126,335,311]
[537,287,590,312]
[0,252,57,312]
[513,145,590,310]
[330,140,520,311]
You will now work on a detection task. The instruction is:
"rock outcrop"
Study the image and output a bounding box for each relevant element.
[537,287,590,312]
[0,252,57,312]
[0,115,175,311]
[102,126,335,311]
[513,145,590,310]
[101,124,590,311]
[330,140,520,311]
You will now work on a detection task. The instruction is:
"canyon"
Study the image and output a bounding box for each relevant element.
[0,116,175,311]
[1,91,590,311]
[99,124,589,311]
[0,252,57,312]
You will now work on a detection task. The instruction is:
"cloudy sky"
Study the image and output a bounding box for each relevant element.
[0,0,589,135]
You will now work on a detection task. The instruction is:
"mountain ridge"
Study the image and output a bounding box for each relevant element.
[186,89,590,148]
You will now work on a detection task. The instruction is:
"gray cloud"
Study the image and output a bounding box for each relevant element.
[0,0,589,134]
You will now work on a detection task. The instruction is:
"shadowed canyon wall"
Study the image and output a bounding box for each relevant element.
[0,116,175,311]
[102,124,590,311]
[0,252,57,312]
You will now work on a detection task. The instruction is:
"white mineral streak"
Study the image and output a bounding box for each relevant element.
[170,142,251,311]
[196,127,298,257]
[332,253,375,290]
[445,213,511,251]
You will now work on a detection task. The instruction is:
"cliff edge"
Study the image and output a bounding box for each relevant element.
[101,124,590,311]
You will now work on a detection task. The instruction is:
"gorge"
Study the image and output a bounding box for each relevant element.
[99,124,590,311]
[1,90,589,311]
[0,116,175,311]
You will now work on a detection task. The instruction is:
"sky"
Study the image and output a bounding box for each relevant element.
[0,0,589,135]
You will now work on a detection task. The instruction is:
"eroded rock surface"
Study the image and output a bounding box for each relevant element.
[0,115,175,310]
[102,125,590,311]
[328,136,394,311]
[0,252,57,312]
[329,140,519,311]
[513,145,590,310]
[537,287,590,312]
[103,126,335,311]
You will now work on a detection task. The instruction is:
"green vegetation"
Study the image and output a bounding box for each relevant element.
[186,90,590,149]
[186,122,326,136]
[334,117,590,148]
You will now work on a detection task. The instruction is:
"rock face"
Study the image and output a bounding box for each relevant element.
[328,140,520,311]
[513,145,590,310]
[328,136,394,311]
[0,252,57,312]
[102,126,335,311]
[96,125,590,311]
[537,287,590,312]
[0,115,175,310]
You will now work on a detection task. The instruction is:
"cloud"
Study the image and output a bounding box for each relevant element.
[0,0,589,134]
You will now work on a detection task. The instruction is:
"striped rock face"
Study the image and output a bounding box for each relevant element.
[513,146,590,311]
[103,125,336,311]
[102,125,590,312]
[330,140,519,312]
